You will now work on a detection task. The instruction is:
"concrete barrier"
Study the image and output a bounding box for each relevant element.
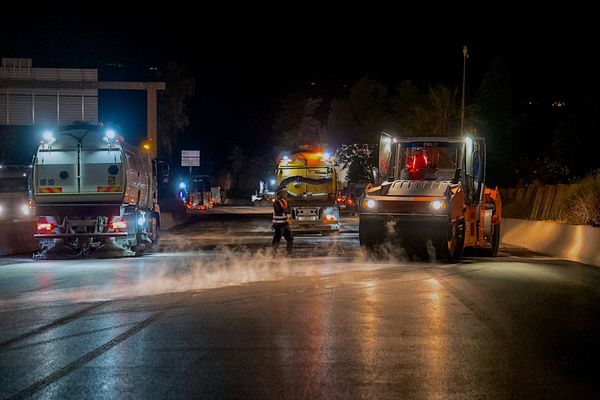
[0,219,37,256]
[502,218,600,267]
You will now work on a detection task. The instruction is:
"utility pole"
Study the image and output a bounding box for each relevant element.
[460,45,468,135]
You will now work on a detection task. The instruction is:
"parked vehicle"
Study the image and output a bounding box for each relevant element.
[0,165,33,220]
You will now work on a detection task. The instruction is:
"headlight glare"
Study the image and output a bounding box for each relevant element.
[431,200,446,210]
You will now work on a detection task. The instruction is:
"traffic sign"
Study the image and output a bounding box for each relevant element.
[182,150,200,167]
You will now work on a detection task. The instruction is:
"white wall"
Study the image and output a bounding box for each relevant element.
[502,218,600,267]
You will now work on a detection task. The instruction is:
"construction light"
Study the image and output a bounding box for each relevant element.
[21,204,30,216]
[137,216,146,226]
[179,182,186,190]
[43,131,56,144]
[105,129,117,140]
[141,139,153,152]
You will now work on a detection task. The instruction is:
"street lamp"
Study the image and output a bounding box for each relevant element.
[460,45,468,136]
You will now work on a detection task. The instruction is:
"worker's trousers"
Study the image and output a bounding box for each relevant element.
[272,223,293,254]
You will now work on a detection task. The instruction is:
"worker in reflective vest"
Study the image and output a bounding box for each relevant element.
[272,188,293,255]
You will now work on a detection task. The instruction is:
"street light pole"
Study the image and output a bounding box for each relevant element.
[460,45,468,136]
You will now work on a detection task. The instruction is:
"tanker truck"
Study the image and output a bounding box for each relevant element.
[275,146,340,234]
[32,123,162,257]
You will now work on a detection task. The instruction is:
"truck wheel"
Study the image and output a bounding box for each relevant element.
[132,243,146,256]
[150,216,160,248]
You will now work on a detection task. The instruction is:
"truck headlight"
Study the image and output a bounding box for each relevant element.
[431,200,446,210]
[366,199,376,209]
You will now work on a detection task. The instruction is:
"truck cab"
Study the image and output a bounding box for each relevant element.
[0,165,33,221]
[275,147,340,234]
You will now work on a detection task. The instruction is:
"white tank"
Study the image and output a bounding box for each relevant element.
[33,123,154,216]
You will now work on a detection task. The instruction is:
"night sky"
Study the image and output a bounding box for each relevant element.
[1,9,595,174]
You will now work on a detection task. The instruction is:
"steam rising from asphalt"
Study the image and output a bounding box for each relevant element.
[11,237,387,304]
[5,229,444,306]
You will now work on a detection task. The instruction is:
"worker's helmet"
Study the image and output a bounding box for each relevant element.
[276,187,287,196]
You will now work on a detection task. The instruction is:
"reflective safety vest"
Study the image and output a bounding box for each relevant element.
[272,198,291,224]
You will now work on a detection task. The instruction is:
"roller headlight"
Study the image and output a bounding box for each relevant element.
[367,199,376,209]
[431,200,446,210]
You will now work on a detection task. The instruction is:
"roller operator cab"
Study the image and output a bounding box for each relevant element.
[359,133,502,261]
[32,123,161,256]
[275,146,340,234]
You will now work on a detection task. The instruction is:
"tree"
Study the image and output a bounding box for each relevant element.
[411,85,460,136]
[388,79,421,135]
[335,144,377,183]
[273,93,324,149]
[327,77,396,145]
[226,145,247,197]
[157,62,195,161]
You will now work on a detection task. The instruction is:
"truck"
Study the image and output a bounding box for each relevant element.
[359,133,502,261]
[0,165,33,221]
[32,122,162,257]
[275,146,340,234]
[184,175,213,211]
[337,181,369,216]
[251,180,275,206]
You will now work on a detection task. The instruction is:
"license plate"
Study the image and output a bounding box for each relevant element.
[297,216,317,221]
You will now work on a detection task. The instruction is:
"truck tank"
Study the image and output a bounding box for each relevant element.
[275,146,339,234]
[32,123,160,257]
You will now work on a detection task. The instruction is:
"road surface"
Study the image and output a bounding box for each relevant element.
[1,211,600,399]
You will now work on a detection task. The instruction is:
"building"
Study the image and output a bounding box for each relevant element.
[0,57,98,126]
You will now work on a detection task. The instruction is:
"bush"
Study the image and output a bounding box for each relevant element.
[562,172,600,226]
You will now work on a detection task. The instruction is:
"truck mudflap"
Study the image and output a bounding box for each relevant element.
[359,213,458,260]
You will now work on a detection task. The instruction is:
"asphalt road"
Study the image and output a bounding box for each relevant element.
[1,211,600,399]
